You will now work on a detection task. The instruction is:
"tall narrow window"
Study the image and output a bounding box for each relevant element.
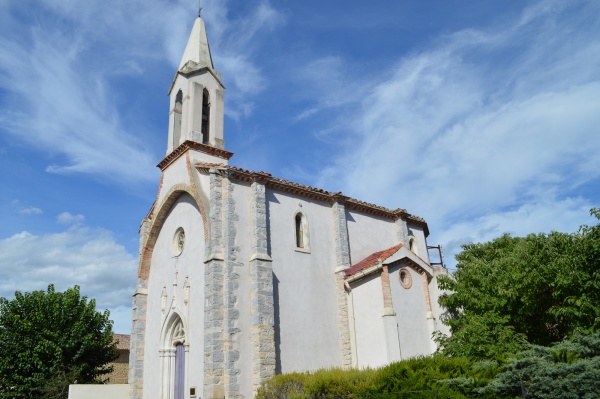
[295,214,304,248]
[294,210,310,252]
[201,89,210,144]
[173,90,183,147]
[409,237,418,255]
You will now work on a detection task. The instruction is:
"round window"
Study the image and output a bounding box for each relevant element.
[399,268,412,289]
[173,228,185,256]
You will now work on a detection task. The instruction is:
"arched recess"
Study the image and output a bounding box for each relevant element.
[159,311,189,399]
[138,184,210,281]
[408,237,419,256]
[293,207,310,252]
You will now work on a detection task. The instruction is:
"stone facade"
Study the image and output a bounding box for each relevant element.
[107,334,130,385]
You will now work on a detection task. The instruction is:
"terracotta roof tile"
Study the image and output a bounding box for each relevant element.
[345,243,403,278]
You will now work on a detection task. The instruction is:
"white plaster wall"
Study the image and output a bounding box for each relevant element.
[407,225,430,263]
[267,191,342,373]
[69,384,129,399]
[346,210,397,264]
[157,157,191,206]
[143,194,206,398]
[429,269,452,338]
[388,265,431,359]
[231,181,253,397]
[350,274,388,368]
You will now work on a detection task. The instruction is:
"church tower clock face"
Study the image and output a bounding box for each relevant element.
[172,228,185,256]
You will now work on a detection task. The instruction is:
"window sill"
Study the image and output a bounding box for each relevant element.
[294,247,311,254]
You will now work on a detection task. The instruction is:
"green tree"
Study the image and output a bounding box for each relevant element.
[0,285,118,399]
[478,333,600,398]
[436,209,600,359]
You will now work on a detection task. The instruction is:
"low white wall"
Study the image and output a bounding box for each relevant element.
[68,384,129,399]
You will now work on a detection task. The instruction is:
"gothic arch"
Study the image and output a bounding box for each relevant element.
[161,309,189,347]
[159,310,189,399]
[138,184,210,280]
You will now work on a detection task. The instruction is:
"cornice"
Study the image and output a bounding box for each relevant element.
[158,141,234,171]
[194,162,429,235]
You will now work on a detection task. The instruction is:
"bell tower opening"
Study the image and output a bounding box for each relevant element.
[201,88,210,145]
[173,90,183,148]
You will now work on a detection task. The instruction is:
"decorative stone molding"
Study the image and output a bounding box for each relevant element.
[331,201,353,369]
[138,184,210,281]
[158,140,233,171]
[399,268,413,289]
[381,266,396,316]
[249,181,276,393]
[420,271,434,320]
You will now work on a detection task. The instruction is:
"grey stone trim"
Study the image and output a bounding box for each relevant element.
[395,217,410,247]
[332,202,350,272]
[222,176,242,399]
[204,170,226,399]
[129,278,148,399]
[249,182,276,393]
[138,217,151,257]
[331,201,353,369]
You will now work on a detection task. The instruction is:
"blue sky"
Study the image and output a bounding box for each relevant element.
[1,0,599,333]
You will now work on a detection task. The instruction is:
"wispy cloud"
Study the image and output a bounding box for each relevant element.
[0,0,283,183]
[206,1,285,120]
[303,0,600,265]
[57,212,85,225]
[0,224,137,332]
[19,207,43,215]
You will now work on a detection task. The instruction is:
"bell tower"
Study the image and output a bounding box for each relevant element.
[166,12,225,154]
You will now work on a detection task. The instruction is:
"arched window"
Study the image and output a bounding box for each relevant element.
[173,90,183,147]
[294,210,310,252]
[295,214,304,248]
[408,237,418,255]
[201,89,210,144]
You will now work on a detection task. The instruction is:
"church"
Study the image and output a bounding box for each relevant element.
[127,12,450,399]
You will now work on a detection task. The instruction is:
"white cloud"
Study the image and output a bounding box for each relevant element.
[207,1,285,120]
[19,207,43,215]
[438,197,596,269]
[304,1,600,265]
[57,212,85,225]
[0,0,283,182]
[0,225,137,333]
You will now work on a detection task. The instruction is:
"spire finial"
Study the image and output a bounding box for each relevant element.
[198,0,202,18]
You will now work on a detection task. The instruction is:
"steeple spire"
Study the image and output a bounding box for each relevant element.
[178,8,214,71]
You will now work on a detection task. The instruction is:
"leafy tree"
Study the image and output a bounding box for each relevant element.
[478,333,600,398]
[436,209,600,359]
[0,285,118,399]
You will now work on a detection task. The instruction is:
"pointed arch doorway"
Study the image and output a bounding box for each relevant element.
[161,316,188,399]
